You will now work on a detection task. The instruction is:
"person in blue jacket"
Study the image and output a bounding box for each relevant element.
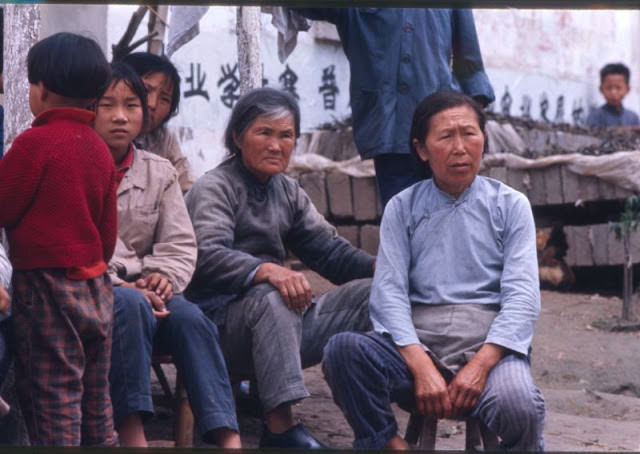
[294,8,495,206]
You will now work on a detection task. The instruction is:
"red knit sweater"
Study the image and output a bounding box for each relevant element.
[0,108,118,270]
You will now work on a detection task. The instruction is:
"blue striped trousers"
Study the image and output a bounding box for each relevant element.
[322,332,545,450]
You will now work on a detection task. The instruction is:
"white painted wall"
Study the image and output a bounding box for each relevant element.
[101,6,640,177]
[107,5,351,176]
[474,9,640,124]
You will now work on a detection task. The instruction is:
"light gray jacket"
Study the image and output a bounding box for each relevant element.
[109,148,197,293]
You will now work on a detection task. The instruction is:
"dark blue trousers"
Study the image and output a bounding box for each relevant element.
[373,153,430,207]
[109,287,237,443]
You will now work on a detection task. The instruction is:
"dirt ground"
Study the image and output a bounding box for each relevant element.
[143,270,640,451]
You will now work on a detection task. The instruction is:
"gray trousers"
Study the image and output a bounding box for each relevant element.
[220,278,372,413]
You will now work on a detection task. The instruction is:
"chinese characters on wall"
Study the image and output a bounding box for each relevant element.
[184,60,342,112]
[495,86,586,126]
[185,60,589,126]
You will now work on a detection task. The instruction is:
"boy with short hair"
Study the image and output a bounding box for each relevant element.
[587,62,640,127]
[0,32,118,446]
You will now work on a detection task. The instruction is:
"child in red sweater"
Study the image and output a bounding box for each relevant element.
[0,32,117,446]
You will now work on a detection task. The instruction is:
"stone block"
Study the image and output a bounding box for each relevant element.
[326,171,353,220]
[488,166,507,183]
[580,175,601,202]
[299,172,328,217]
[518,128,550,154]
[591,223,610,266]
[631,228,640,266]
[306,129,342,161]
[573,225,594,266]
[506,169,530,197]
[294,132,311,155]
[485,121,526,154]
[337,225,359,248]
[597,179,619,201]
[336,128,359,161]
[543,165,564,205]
[615,184,635,200]
[359,224,380,256]
[352,176,379,222]
[560,166,581,204]
[608,225,625,266]
[564,226,577,266]
[527,169,547,206]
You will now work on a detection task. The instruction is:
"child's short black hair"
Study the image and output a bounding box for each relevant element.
[27,32,110,99]
[103,61,150,131]
[120,52,181,126]
[600,63,631,85]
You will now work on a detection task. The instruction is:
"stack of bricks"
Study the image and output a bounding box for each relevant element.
[479,164,637,267]
[297,170,382,256]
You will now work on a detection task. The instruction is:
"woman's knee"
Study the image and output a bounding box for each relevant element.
[322,332,374,381]
[488,378,546,438]
[164,296,220,337]
[244,285,299,326]
[113,287,154,325]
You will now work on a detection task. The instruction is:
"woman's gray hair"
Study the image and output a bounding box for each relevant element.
[224,87,301,156]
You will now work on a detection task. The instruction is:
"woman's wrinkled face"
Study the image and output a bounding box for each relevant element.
[94,80,144,158]
[234,114,296,183]
[413,105,484,198]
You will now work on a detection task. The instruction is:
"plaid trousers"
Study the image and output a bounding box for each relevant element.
[11,269,116,446]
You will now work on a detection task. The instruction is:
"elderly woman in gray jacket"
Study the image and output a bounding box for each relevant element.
[185,87,375,450]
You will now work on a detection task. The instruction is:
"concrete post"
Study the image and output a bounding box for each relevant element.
[4,4,40,150]
[236,6,261,95]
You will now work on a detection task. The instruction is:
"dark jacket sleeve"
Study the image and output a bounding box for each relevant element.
[285,180,375,285]
[291,8,341,23]
[451,9,495,106]
[185,173,265,295]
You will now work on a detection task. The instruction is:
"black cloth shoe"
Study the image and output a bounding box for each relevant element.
[259,423,330,449]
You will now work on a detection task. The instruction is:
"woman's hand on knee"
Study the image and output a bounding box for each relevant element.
[140,288,171,319]
[448,343,505,417]
[447,362,487,417]
[136,273,174,302]
[399,344,453,419]
[254,262,312,313]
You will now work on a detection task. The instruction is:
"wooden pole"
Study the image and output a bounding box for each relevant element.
[148,5,168,56]
[236,6,261,95]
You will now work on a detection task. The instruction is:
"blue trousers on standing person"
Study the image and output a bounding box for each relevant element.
[322,332,546,451]
[373,153,431,207]
[109,287,238,443]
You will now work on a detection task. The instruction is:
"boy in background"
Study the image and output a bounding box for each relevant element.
[0,32,118,446]
[587,62,640,127]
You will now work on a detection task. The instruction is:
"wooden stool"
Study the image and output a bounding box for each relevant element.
[151,355,194,447]
[405,414,499,451]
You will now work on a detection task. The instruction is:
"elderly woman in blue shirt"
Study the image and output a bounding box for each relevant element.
[322,91,545,451]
